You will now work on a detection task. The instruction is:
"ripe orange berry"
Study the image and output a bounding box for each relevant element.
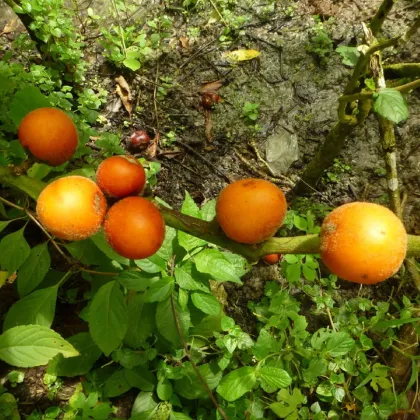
[319,202,407,284]
[104,197,165,259]
[36,176,107,241]
[216,179,287,244]
[96,155,146,198]
[18,107,78,166]
[263,254,281,264]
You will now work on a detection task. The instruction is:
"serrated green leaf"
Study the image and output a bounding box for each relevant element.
[49,332,102,377]
[156,296,190,348]
[325,332,355,357]
[258,366,292,390]
[0,325,78,367]
[135,254,167,273]
[17,242,51,297]
[373,88,408,123]
[124,294,156,348]
[4,286,57,331]
[174,261,210,293]
[0,228,30,275]
[216,366,256,401]
[194,249,242,284]
[191,292,221,315]
[336,46,360,67]
[156,227,176,262]
[88,281,129,356]
[303,358,327,384]
[201,200,216,221]
[144,277,175,303]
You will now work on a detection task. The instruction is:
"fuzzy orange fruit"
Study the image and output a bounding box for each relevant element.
[104,197,165,259]
[96,155,146,198]
[36,176,107,241]
[18,107,78,166]
[216,179,287,244]
[319,202,407,284]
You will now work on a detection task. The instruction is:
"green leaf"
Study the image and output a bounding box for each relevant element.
[117,271,160,292]
[125,367,157,392]
[90,230,130,265]
[10,86,51,128]
[303,358,328,384]
[174,261,210,293]
[17,242,51,297]
[91,403,113,420]
[191,292,221,315]
[89,281,129,356]
[0,228,31,275]
[269,388,306,419]
[157,379,173,401]
[0,220,12,233]
[201,200,216,221]
[156,296,190,347]
[216,366,256,402]
[49,332,102,377]
[123,58,141,71]
[104,369,132,397]
[4,286,57,331]
[194,249,242,284]
[0,325,78,367]
[135,255,166,274]
[174,362,222,400]
[258,366,292,390]
[156,227,176,262]
[373,88,408,123]
[131,392,158,416]
[144,277,175,303]
[124,294,156,348]
[336,46,360,67]
[325,332,355,357]
[65,239,108,266]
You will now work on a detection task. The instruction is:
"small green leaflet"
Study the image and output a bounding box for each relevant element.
[194,249,242,284]
[0,227,31,275]
[17,242,51,297]
[3,286,57,331]
[269,388,306,419]
[174,261,210,293]
[191,292,221,315]
[123,58,141,71]
[88,281,129,356]
[0,325,78,367]
[373,88,408,123]
[336,46,360,67]
[216,366,257,401]
[157,379,173,401]
[325,331,355,357]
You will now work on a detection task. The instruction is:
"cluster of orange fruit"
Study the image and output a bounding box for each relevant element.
[19,108,408,284]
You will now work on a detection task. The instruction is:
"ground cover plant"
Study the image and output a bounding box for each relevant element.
[0,0,420,419]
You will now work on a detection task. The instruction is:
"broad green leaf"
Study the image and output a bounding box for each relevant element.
[191,292,221,315]
[190,314,222,338]
[336,46,360,67]
[17,242,51,297]
[117,271,160,292]
[156,296,190,347]
[269,388,306,418]
[27,163,53,180]
[222,252,251,277]
[89,281,129,356]
[258,366,292,390]
[0,325,78,367]
[216,366,256,401]
[135,255,166,273]
[4,286,57,331]
[10,86,51,128]
[373,88,408,123]
[104,369,132,397]
[303,358,328,384]
[0,220,12,233]
[123,58,141,71]
[174,261,210,293]
[325,332,355,357]
[48,332,101,377]
[144,277,175,303]
[175,362,222,400]
[156,227,176,262]
[91,403,113,420]
[125,367,157,392]
[124,294,156,348]
[374,317,420,329]
[194,249,242,284]
[0,228,30,275]
[131,392,158,416]
[65,239,108,266]
[157,379,173,401]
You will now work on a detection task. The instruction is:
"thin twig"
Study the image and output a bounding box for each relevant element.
[170,293,228,420]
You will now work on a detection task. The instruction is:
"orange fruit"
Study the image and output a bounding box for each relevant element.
[18,107,78,166]
[36,176,107,241]
[104,197,165,259]
[96,155,146,198]
[319,202,407,284]
[263,254,281,264]
[216,179,287,244]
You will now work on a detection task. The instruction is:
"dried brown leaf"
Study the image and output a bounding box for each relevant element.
[115,75,133,115]
[179,36,190,49]
[200,80,223,93]
[1,18,18,35]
